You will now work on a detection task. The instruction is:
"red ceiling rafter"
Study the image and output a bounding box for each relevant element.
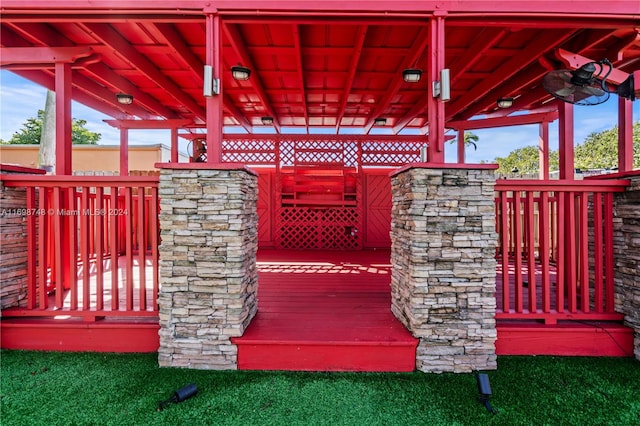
[335,25,367,132]
[292,24,309,132]
[446,29,576,121]
[104,119,192,129]
[223,22,282,133]
[393,27,509,133]
[12,69,132,119]
[2,3,639,137]
[223,93,254,132]
[447,111,558,131]
[363,25,429,135]
[82,22,206,120]
[2,22,173,118]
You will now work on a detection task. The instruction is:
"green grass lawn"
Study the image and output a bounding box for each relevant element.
[1,351,639,426]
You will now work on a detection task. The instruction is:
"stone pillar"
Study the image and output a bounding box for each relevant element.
[0,165,46,311]
[390,164,498,373]
[157,164,259,369]
[612,173,640,360]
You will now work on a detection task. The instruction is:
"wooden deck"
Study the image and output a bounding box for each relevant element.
[232,249,418,371]
[1,250,633,362]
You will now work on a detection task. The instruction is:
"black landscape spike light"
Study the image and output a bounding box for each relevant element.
[476,373,496,414]
[158,383,198,411]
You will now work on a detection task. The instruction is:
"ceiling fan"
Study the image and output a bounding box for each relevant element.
[542,59,638,105]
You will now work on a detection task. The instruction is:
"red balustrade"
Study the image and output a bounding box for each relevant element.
[494,179,629,324]
[1,175,159,320]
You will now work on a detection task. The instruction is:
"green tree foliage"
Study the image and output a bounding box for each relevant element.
[494,122,638,174]
[1,110,101,145]
[494,146,559,175]
[574,122,640,170]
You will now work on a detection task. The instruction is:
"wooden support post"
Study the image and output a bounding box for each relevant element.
[427,14,446,163]
[618,96,633,172]
[171,127,179,163]
[538,121,550,180]
[54,62,72,176]
[205,13,223,164]
[557,100,574,180]
[119,128,128,176]
[457,129,465,164]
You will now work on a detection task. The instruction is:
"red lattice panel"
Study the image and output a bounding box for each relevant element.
[360,141,422,166]
[222,139,277,164]
[277,207,361,250]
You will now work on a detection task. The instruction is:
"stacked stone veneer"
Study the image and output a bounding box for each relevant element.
[158,166,259,369]
[612,174,640,360]
[0,167,44,311]
[390,166,498,373]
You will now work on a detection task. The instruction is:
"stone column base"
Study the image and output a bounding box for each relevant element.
[157,164,259,369]
[390,164,498,373]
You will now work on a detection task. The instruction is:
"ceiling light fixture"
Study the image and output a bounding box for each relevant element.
[116,93,134,105]
[231,65,251,81]
[497,97,514,108]
[374,118,387,126]
[402,68,423,83]
[261,116,274,125]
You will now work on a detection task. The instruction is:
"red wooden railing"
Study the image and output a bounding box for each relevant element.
[494,179,629,324]
[1,175,159,320]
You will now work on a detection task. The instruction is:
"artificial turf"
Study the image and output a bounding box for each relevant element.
[1,351,638,425]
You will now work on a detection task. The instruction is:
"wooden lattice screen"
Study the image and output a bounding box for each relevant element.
[220,135,424,250]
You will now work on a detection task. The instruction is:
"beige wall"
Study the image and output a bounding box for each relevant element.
[0,144,188,173]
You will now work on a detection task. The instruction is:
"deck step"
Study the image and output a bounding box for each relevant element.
[233,312,418,372]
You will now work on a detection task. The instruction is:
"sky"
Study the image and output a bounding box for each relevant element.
[1,69,638,164]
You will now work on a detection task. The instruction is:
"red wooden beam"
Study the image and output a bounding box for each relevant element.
[104,119,193,129]
[2,0,640,15]
[13,70,132,119]
[335,25,367,132]
[292,24,309,133]
[3,22,178,118]
[363,25,430,134]
[446,29,575,121]
[82,22,206,120]
[0,46,93,65]
[447,111,558,131]
[223,22,282,133]
[554,48,629,85]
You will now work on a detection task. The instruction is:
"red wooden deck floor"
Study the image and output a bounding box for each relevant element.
[232,249,419,372]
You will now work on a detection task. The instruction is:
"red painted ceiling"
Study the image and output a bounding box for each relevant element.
[1,3,639,134]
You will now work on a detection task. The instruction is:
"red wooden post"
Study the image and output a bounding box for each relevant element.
[95,186,104,311]
[119,128,129,176]
[539,191,551,313]
[55,61,72,176]
[538,121,550,180]
[205,13,223,163]
[171,127,179,163]
[26,187,37,309]
[558,100,574,180]
[457,129,465,163]
[427,14,446,163]
[500,192,509,312]
[593,192,603,312]
[526,191,536,312]
[618,96,633,172]
[578,192,589,312]
[513,191,523,312]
